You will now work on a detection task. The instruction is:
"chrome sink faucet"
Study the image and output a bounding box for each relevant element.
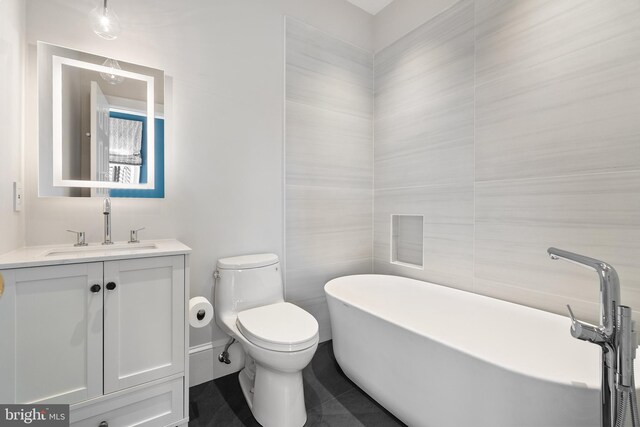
[548,247,638,427]
[66,229,87,247]
[102,198,113,245]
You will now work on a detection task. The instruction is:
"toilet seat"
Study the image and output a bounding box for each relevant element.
[237,302,319,352]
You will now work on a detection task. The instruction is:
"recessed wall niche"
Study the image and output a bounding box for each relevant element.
[391,214,424,269]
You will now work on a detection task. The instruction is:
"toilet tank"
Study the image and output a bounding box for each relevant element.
[214,253,284,321]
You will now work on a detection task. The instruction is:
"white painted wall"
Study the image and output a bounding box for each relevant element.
[0,0,26,254]
[23,0,372,383]
[373,0,460,52]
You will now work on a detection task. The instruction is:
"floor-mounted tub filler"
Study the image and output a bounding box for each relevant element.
[325,262,640,427]
[547,248,639,427]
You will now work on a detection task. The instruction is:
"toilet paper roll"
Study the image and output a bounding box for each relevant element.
[189,296,213,328]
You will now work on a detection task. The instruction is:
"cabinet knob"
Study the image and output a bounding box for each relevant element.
[90,284,101,293]
[99,421,108,427]
[106,282,117,291]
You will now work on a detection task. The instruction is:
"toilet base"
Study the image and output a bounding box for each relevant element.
[238,368,254,409]
[238,365,307,427]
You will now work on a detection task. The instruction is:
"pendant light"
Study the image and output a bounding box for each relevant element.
[89,0,121,40]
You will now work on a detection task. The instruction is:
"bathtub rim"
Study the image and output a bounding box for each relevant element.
[324,273,628,391]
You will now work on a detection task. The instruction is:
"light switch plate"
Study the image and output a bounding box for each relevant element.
[13,182,23,212]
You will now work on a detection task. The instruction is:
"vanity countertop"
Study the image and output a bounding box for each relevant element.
[0,239,192,269]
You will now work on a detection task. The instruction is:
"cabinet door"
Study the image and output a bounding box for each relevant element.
[103,256,185,393]
[0,263,103,404]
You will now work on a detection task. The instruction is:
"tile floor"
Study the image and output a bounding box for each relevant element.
[188,341,406,426]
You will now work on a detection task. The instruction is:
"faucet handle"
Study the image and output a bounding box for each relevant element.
[67,230,88,247]
[566,304,584,337]
[566,304,606,344]
[566,304,577,323]
[129,227,145,244]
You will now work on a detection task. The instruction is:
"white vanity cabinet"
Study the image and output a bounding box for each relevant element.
[0,240,191,427]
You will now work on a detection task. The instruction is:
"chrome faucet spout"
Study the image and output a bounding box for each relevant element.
[548,247,620,337]
[103,197,111,215]
[102,197,113,245]
[548,247,633,427]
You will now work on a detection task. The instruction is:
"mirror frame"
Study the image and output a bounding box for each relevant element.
[52,56,155,189]
[39,42,163,194]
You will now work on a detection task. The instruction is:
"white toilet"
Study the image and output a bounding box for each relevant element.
[214,253,319,427]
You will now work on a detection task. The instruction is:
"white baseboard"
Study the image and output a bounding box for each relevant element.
[189,340,245,387]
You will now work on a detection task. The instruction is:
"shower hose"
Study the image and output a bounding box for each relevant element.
[616,364,640,427]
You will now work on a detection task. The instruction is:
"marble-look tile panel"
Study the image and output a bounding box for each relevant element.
[375,0,473,82]
[375,93,473,149]
[286,18,373,89]
[286,184,372,271]
[286,18,373,119]
[374,92,473,188]
[475,0,640,181]
[374,0,473,122]
[374,184,474,291]
[375,49,474,120]
[286,65,372,118]
[286,101,372,189]
[285,258,372,303]
[475,1,640,86]
[475,172,640,324]
[375,132,474,189]
[473,277,605,328]
[285,18,373,342]
[374,0,474,189]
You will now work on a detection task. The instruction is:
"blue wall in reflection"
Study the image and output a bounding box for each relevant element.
[109,111,164,199]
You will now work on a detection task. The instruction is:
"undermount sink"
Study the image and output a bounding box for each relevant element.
[44,242,158,257]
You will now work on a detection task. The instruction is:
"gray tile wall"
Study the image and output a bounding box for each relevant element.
[285,18,374,341]
[287,0,640,333]
[374,0,476,292]
[374,0,640,324]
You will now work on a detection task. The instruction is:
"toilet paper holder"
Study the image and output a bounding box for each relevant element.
[189,296,213,328]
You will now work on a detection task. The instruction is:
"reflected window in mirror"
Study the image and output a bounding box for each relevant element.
[109,113,164,198]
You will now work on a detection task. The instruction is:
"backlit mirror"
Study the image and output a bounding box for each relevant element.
[38,42,165,198]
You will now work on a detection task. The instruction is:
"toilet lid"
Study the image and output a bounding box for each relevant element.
[237,302,319,352]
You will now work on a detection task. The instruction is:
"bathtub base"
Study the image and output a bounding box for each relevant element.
[325,274,604,427]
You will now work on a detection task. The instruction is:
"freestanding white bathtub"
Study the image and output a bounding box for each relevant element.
[325,274,640,427]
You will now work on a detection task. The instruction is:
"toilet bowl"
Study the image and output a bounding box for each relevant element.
[214,254,319,427]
